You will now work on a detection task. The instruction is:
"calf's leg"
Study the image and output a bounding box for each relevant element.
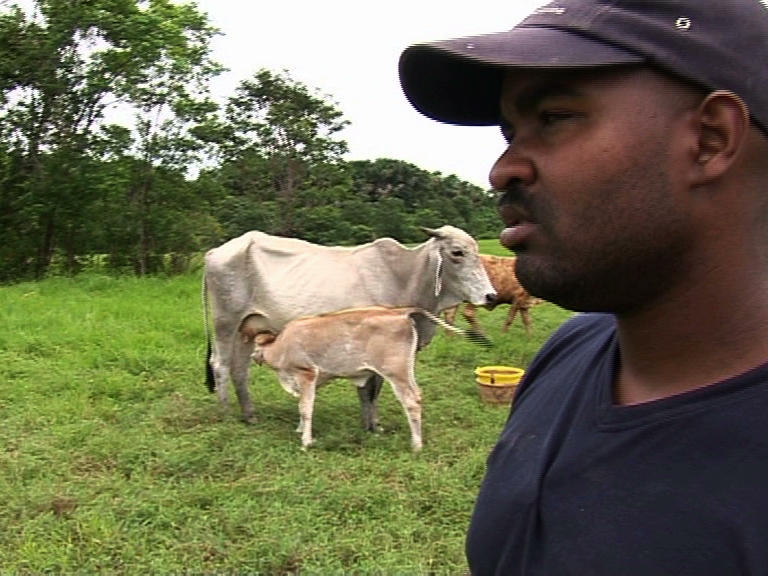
[296,367,319,449]
[379,363,423,452]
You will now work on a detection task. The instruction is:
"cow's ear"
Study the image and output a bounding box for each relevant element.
[421,226,444,239]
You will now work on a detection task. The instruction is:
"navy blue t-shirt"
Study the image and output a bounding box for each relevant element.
[466,313,768,576]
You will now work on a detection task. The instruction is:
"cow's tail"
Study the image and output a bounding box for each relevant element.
[412,308,492,348]
[202,272,216,393]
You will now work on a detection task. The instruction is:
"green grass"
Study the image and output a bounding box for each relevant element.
[0,263,571,573]
[477,237,511,257]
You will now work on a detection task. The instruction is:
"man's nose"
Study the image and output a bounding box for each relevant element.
[489,145,535,192]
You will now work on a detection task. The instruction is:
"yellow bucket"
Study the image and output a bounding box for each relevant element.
[475,365,525,405]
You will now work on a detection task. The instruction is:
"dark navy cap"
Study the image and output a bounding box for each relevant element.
[399,0,768,135]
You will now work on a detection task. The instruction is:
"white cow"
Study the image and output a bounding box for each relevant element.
[202,226,496,427]
[247,306,490,451]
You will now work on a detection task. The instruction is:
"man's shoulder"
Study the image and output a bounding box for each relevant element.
[514,313,616,399]
[540,312,616,357]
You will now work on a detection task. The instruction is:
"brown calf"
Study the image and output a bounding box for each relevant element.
[443,254,542,336]
[244,306,488,451]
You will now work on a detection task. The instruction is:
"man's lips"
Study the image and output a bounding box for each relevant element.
[497,187,535,225]
[498,202,536,249]
[500,224,536,249]
[498,202,528,228]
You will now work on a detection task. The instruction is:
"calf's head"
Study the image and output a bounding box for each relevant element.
[251,331,277,365]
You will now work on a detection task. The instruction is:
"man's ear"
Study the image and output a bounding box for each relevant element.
[690,90,750,185]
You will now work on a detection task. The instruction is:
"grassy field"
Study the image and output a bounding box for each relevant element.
[0,239,572,573]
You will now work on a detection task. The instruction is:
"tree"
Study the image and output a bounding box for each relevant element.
[348,158,434,207]
[347,158,498,240]
[0,0,222,278]
[219,69,350,237]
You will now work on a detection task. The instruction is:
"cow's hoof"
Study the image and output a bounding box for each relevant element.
[241,415,256,425]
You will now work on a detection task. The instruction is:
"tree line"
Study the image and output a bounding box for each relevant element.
[0,0,499,283]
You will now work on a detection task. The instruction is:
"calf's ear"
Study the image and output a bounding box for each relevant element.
[254,332,276,345]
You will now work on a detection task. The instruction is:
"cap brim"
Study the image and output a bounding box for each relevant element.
[399,26,644,126]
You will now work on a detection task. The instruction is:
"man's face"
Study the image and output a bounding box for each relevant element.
[493,66,703,313]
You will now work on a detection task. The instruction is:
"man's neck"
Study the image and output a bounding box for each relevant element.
[613,274,768,405]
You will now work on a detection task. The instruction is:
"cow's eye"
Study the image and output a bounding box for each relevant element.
[451,250,464,258]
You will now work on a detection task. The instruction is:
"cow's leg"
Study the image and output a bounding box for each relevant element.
[461,303,485,335]
[442,305,459,337]
[209,333,234,412]
[229,335,255,423]
[296,368,319,449]
[358,374,383,432]
[502,305,519,333]
[520,307,533,336]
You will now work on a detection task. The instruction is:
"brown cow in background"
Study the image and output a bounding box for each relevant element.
[443,254,542,336]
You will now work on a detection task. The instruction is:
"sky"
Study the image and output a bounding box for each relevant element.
[192,0,549,189]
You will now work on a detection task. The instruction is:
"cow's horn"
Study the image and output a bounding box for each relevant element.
[420,226,444,239]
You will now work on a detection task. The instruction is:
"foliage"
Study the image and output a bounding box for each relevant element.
[0,0,222,280]
[221,68,349,164]
[0,2,499,284]
[348,159,498,243]
[0,266,570,572]
[208,68,351,238]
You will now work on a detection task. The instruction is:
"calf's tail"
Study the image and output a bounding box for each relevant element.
[413,308,493,348]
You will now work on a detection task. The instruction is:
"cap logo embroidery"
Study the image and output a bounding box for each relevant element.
[675,17,691,30]
[534,6,566,15]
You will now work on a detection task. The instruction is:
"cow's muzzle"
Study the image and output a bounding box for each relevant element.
[483,292,497,310]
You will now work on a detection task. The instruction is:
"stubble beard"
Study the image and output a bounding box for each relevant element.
[514,154,690,314]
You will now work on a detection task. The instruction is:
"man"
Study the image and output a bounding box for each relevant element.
[399,1,768,574]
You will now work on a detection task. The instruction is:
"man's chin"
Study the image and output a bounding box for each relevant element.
[514,260,582,311]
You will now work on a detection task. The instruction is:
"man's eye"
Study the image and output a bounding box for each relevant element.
[539,110,573,125]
